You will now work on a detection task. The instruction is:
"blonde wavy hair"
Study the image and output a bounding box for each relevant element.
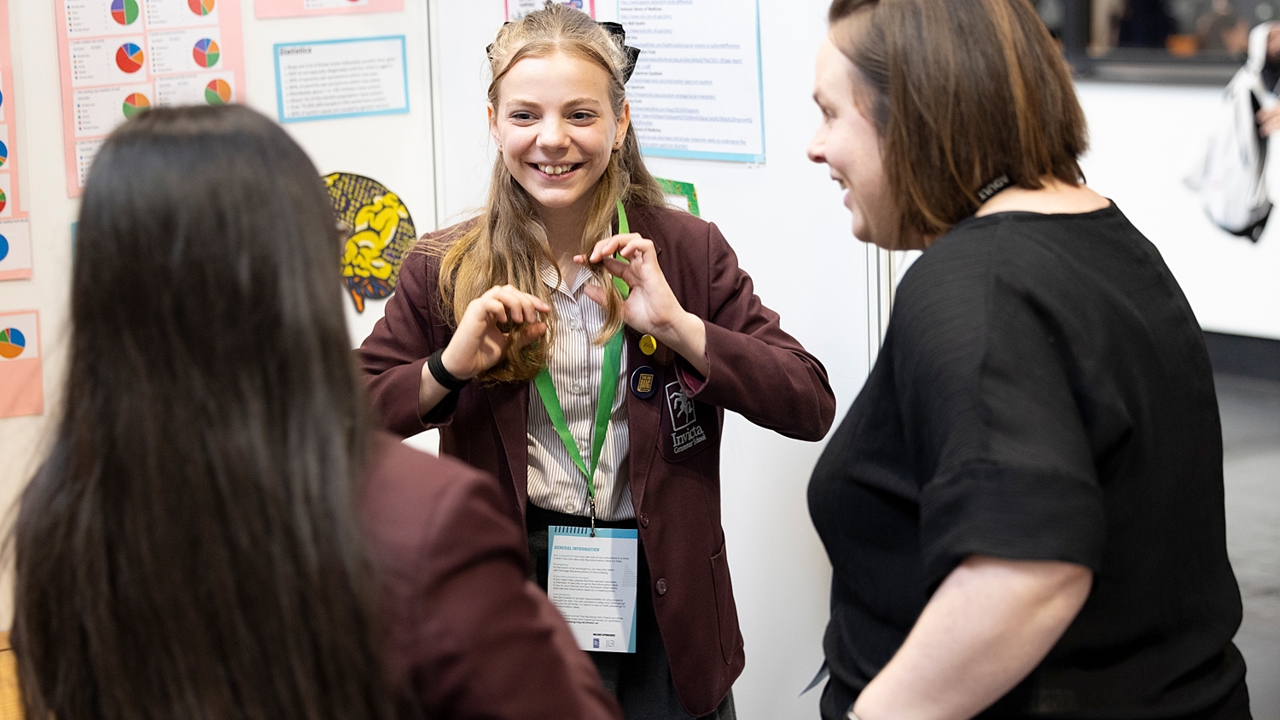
[435,3,667,384]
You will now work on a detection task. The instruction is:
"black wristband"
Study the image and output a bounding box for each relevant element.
[427,349,470,392]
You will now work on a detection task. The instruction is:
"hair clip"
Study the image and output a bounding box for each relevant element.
[597,21,642,83]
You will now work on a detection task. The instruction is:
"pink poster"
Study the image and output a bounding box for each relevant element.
[255,0,404,19]
[54,0,248,197]
[0,0,31,281]
[0,310,43,418]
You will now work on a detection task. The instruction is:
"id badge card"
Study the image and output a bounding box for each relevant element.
[547,525,640,653]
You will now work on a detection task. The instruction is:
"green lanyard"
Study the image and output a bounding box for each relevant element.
[532,201,630,535]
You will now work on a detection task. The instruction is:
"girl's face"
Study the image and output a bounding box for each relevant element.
[807,36,899,249]
[490,52,630,224]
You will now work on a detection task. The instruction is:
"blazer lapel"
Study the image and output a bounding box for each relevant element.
[486,381,530,514]
[625,328,661,512]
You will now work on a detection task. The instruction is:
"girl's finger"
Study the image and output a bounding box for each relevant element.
[599,256,633,281]
[479,297,510,325]
[514,322,548,348]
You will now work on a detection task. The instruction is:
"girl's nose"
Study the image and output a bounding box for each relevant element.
[538,119,570,149]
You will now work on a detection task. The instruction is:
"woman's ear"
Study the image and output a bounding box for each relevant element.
[488,104,502,149]
[615,100,631,150]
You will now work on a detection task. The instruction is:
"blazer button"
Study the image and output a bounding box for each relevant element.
[656,578,668,596]
[640,513,650,528]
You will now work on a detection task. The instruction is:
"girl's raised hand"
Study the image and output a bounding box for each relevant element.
[440,284,550,380]
[576,233,709,375]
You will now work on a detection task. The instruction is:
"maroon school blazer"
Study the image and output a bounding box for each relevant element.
[359,204,837,716]
[363,431,620,720]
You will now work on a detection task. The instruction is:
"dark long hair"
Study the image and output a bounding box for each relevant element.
[10,105,398,720]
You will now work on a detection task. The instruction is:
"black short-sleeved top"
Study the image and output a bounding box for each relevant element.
[808,204,1247,718]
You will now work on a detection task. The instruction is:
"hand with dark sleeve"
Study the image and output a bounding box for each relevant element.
[359,226,549,437]
[365,441,621,720]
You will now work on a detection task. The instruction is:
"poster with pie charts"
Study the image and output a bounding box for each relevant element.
[0,310,43,418]
[0,218,32,281]
[0,0,30,280]
[55,0,248,196]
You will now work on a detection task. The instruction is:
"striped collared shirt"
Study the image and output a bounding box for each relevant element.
[526,261,634,521]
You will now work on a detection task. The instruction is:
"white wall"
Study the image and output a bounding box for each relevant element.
[426,3,869,718]
[1077,81,1280,341]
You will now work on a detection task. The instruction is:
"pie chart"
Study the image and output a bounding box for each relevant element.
[0,140,8,168]
[122,93,150,119]
[188,0,215,16]
[0,188,7,214]
[111,0,140,25]
[0,328,25,359]
[193,38,220,68]
[116,42,144,74]
[0,234,8,262]
[204,78,232,105]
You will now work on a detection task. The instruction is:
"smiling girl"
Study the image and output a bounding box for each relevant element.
[359,5,835,719]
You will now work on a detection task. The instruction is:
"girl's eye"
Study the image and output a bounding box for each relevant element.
[511,111,535,121]
[570,111,596,122]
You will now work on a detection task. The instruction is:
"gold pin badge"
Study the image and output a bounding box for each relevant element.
[640,334,657,355]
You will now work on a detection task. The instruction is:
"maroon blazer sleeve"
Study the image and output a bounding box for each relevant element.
[676,219,836,441]
[364,436,620,720]
[358,235,461,437]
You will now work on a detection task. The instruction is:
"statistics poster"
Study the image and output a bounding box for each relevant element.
[55,0,248,196]
[274,36,408,123]
[255,0,404,20]
[619,0,766,163]
[0,310,42,418]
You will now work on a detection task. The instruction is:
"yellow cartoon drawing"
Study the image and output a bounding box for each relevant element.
[325,173,416,313]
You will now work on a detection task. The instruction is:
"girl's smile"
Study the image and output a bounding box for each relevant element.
[489,52,630,227]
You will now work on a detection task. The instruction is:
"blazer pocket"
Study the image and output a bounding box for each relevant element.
[657,382,717,463]
[709,540,743,664]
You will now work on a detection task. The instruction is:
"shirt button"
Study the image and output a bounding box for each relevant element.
[656,578,668,596]
[570,320,580,330]
[572,382,581,393]
[640,513,650,528]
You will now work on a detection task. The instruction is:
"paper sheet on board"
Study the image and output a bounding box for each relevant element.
[274,36,409,124]
[254,0,404,20]
[0,310,43,418]
[619,0,766,163]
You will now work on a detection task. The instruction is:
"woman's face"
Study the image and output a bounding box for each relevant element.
[490,52,630,223]
[807,36,896,249]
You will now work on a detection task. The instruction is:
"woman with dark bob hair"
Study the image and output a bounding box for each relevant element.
[9,105,619,720]
[807,1,1250,719]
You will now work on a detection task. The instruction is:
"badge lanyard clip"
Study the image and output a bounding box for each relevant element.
[532,201,632,536]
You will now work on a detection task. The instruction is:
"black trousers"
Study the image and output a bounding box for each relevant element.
[526,504,736,720]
